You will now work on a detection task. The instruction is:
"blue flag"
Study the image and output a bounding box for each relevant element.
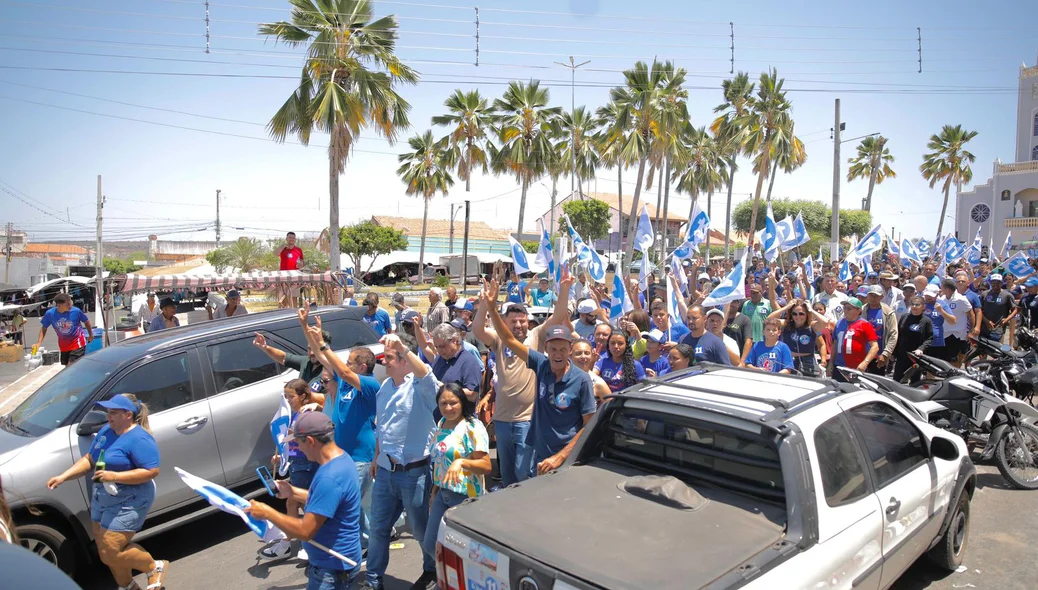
[610,272,633,320]
[775,216,795,251]
[688,200,711,247]
[763,202,779,262]
[965,244,981,265]
[702,251,748,307]
[848,224,884,263]
[270,396,292,477]
[534,227,555,282]
[586,248,606,283]
[972,227,983,251]
[803,255,815,285]
[789,212,810,249]
[509,236,545,275]
[176,467,284,542]
[901,238,923,265]
[1005,252,1036,278]
[941,235,966,264]
[670,256,688,295]
[1002,232,1012,258]
[668,281,686,329]
[634,205,655,252]
[564,215,593,266]
[839,259,852,282]
[916,238,932,258]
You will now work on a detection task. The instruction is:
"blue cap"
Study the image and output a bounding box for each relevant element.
[95,394,138,413]
[452,299,474,312]
[1026,277,1038,288]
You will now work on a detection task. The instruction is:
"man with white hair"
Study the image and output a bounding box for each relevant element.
[425,287,450,332]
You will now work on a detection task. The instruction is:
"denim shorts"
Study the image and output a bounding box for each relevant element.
[90,481,155,533]
[290,460,317,489]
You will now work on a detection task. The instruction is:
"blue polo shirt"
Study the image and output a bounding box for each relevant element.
[679,332,732,365]
[375,371,438,470]
[431,351,483,392]
[362,308,392,337]
[326,374,379,463]
[530,288,557,308]
[525,350,596,462]
[962,289,982,310]
[506,281,527,304]
[303,453,362,570]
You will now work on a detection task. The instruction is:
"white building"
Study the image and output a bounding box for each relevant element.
[956,59,1038,252]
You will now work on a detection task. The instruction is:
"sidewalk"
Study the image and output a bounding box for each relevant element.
[0,363,62,416]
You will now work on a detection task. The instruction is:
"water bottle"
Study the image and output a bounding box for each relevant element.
[95,450,118,496]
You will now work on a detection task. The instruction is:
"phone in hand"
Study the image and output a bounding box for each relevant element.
[256,466,278,497]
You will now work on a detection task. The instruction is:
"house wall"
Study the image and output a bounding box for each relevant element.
[1015,65,1038,163]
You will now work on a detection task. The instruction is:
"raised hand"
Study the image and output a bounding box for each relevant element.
[297,307,309,326]
[252,332,267,349]
[380,334,406,354]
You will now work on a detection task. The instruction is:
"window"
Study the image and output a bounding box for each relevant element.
[1030,200,1038,219]
[1033,113,1038,137]
[1001,189,1012,201]
[847,403,927,488]
[107,353,196,413]
[814,415,869,506]
[1032,145,1038,161]
[5,358,115,436]
[207,338,281,393]
[275,318,378,353]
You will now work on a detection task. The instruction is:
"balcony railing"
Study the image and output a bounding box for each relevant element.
[999,160,1038,175]
[1006,217,1038,228]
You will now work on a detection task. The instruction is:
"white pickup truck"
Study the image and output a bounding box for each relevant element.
[435,365,977,590]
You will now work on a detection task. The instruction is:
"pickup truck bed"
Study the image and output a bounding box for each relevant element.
[447,459,788,590]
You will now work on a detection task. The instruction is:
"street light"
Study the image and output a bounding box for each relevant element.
[448,204,464,253]
[554,56,590,197]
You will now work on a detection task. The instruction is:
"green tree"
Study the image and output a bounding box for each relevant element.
[735,68,795,251]
[595,100,631,247]
[259,0,418,274]
[489,80,562,238]
[921,125,977,244]
[732,198,871,256]
[650,62,689,259]
[673,125,724,245]
[339,220,408,275]
[560,198,612,244]
[206,237,270,273]
[102,258,143,275]
[848,135,896,212]
[711,72,755,259]
[397,130,454,281]
[432,89,494,193]
[553,106,601,196]
[763,131,807,202]
[521,240,539,254]
[298,243,329,272]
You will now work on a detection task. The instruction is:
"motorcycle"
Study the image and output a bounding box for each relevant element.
[964,333,1038,403]
[839,352,1038,490]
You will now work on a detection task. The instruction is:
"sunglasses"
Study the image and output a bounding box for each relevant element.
[791,311,807,316]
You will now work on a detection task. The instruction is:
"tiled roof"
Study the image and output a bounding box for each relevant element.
[371,216,511,241]
[23,243,89,254]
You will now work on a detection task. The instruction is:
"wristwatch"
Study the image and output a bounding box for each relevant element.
[319,345,329,352]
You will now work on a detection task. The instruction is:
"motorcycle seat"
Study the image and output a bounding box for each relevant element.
[864,373,935,403]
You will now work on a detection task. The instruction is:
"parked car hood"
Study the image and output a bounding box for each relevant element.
[0,421,32,467]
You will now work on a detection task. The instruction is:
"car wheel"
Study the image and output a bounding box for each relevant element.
[927,493,970,571]
[18,522,79,577]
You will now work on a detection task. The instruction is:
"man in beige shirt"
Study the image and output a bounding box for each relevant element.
[473,292,537,485]
[425,287,450,332]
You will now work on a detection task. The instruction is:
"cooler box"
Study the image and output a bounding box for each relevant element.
[0,342,20,363]
[85,329,105,354]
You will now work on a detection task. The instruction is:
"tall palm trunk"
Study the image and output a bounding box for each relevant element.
[623,155,649,266]
[934,185,951,247]
[328,151,341,273]
[705,190,713,263]
[465,138,473,192]
[550,175,558,243]
[419,194,430,284]
[654,169,663,257]
[660,155,672,260]
[724,163,735,259]
[747,152,771,251]
[516,176,529,240]
[617,167,623,256]
[863,155,879,212]
[765,159,779,202]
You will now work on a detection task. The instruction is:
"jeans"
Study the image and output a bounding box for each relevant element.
[354,461,373,550]
[494,420,533,486]
[422,488,468,559]
[365,464,434,586]
[306,564,359,590]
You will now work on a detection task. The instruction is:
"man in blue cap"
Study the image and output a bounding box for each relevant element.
[1020,276,1038,329]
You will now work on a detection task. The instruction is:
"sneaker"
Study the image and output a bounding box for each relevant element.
[410,570,437,590]
[296,546,308,561]
[259,539,293,560]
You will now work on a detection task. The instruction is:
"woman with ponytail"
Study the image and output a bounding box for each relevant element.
[46,394,167,590]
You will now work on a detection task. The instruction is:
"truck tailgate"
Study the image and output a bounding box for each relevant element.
[444,461,787,590]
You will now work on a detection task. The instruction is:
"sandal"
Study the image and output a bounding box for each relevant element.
[146,560,169,590]
[119,582,142,590]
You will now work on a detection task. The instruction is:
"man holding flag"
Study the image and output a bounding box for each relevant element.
[246,412,363,590]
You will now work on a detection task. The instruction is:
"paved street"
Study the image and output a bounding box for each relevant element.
[69,463,1036,590]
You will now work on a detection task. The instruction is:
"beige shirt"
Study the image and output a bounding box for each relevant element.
[490,333,536,423]
[425,301,450,332]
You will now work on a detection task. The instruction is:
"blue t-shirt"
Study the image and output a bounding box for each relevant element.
[926,303,946,347]
[361,308,392,337]
[530,288,557,308]
[506,281,527,304]
[303,453,363,570]
[41,306,89,352]
[594,355,646,393]
[747,341,794,373]
[432,351,484,393]
[962,289,982,310]
[526,350,596,461]
[89,425,160,494]
[865,307,884,343]
[325,374,379,463]
[639,353,671,376]
[679,332,732,365]
[648,320,690,344]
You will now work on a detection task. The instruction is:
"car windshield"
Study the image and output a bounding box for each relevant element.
[2,358,116,437]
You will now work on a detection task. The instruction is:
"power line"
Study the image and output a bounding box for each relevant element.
[0,182,87,227]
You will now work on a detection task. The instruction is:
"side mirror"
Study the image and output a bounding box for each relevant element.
[930,436,960,461]
[76,410,107,437]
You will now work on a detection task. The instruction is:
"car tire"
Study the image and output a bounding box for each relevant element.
[927,492,970,571]
[18,521,79,577]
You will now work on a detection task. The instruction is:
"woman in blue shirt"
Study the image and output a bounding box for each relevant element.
[46,394,167,590]
[594,327,646,392]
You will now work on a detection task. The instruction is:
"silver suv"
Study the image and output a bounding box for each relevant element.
[0,306,385,577]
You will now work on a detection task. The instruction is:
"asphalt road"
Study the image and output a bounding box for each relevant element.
[73,463,1037,590]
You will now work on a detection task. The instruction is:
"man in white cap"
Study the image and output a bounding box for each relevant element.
[573,298,602,342]
[980,273,1016,343]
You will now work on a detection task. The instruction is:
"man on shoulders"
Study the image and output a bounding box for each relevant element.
[277,231,304,271]
[361,293,392,338]
[527,278,558,308]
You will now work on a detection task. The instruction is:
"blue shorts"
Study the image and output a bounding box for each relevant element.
[290,459,317,489]
[90,481,155,533]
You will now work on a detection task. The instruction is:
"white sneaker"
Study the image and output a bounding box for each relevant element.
[259,539,293,560]
[296,546,309,561]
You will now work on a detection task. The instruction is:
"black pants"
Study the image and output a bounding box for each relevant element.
[866,358,888,376]
[59,346,86,366]
[892,354,920,385]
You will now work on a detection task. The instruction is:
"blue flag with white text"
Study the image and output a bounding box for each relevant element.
[702,252,748,307]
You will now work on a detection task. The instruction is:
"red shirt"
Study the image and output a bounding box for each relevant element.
[279,246,303,270]
[834,318,878,369]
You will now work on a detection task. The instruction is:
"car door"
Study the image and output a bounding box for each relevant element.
[76,349,224,511]
[201,333,293,486]
[844,400,940,587]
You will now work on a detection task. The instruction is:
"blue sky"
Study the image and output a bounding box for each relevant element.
[2,0,1037,246]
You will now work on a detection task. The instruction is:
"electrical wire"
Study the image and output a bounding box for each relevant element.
[0,183,88,227]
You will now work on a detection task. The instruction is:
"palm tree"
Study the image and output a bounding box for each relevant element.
[653,63,690,258]
[674,125,724,256]
[921,125,977,245]
[489,80,562,238]
[397,130,455,282]
[848,135,896,212]
[431,89,494,193]
[259,0,417,274]
[609,60,672,265]
[763,131,807,202]
[711,72,754,259]
[595,101,630,254]
[554,106,601,197]
[736,68,794,249]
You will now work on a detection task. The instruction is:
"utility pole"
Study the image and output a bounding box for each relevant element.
[830,99,843,262]
[3,222,11,284]
[461,200,471,294]
[215,189,222,249]
[555,56,591,197]
[449,203,455,253]
[95,175,110,345]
